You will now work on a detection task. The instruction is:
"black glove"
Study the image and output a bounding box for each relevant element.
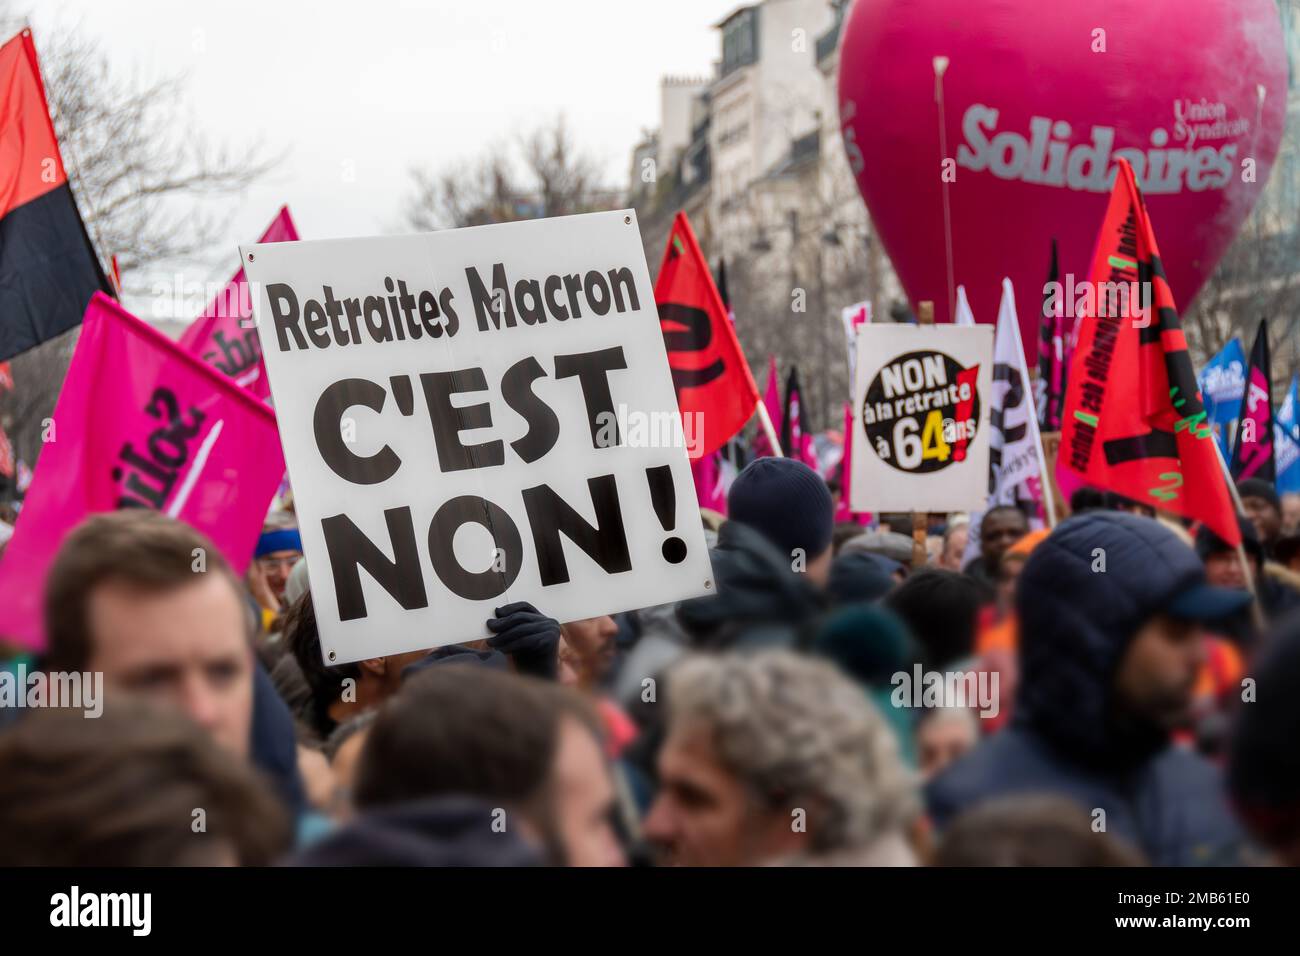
[486,601,560,680]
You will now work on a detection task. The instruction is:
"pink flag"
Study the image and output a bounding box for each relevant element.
[835,402,871,525]
[179,206,299,401]
[752,356,781,458]
[0,293,285,650]
[691,451,728,515]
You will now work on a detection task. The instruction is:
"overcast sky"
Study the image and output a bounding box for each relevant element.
[30,0,741,312]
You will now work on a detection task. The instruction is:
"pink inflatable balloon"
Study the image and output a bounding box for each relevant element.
[838,0,1287,358]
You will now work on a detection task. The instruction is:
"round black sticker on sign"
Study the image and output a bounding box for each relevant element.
[861,349,981,474]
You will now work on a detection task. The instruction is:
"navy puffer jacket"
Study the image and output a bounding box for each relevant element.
[927,512,1247,865]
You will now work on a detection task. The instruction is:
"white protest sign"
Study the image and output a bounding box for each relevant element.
[850,324,993,513]
[242,210,711,664]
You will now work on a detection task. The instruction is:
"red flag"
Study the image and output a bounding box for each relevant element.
[0,30,113,360]
[655,213,759,459]
[1059,159,1239,545]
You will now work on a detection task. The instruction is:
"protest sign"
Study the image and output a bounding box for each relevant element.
[0,293,284,650]
[243,210,712,665]
[849,324,993,512]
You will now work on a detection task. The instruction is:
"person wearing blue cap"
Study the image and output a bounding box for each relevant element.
[928,511,1253,865]
[252,524,303,612]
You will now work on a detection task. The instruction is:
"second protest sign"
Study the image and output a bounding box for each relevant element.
[850,323,994,513]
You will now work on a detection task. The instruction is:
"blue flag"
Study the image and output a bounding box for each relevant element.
[1277,374,1300,494]
[1198,337,1246,424]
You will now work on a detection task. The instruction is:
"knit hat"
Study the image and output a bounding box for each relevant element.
[1237,478,1281,513]
[256,527,302,558]
[828,551,900,606]
[726,457,833,561]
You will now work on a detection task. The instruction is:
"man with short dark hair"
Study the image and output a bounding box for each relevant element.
[281,591,429,743]
[1197,517,1300,623]
[354,665,624,866]
[1238,478,1284,558]
[44,510,255,759]
[929,512,1251,865]
[963,504,1028,586]
[41,510,307,816]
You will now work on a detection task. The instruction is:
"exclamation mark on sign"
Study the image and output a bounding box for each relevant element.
[952,364,980,462]
[646,465,687,564]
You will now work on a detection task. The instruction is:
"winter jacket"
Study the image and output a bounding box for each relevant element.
[928,512,1248,865]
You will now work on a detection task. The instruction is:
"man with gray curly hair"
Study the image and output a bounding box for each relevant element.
[642,650,919,866]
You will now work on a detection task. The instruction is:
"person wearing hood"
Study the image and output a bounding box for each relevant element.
[927,511,1252,866]
[676,458,829,649]
[1197,516,1300,627]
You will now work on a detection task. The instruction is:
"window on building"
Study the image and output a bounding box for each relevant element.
[721,7,760,77]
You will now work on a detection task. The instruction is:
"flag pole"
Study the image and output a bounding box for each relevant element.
[755,399,784,458]
[1212,439,1265,629]
[1033,433,1058,527]
[910,300,937,569]
[933,57,956,324]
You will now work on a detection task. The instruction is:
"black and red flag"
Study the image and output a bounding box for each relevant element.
[780,366,818,470]
[1229,319,1275,483]
[1036,238,1067,431]
[654,212,759,459]
[1059,158,1239,545]
[0,30,112,361]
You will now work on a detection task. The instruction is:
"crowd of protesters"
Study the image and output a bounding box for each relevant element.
[2,457,1300,868]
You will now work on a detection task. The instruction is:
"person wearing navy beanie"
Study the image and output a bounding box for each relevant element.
[727,457,834,587]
